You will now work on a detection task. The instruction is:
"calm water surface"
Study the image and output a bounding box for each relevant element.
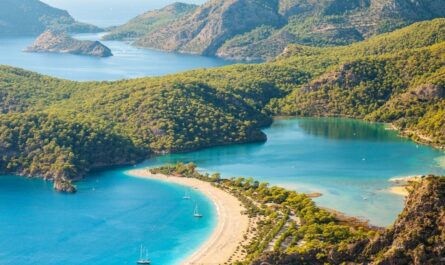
[142,118,445,226]
[3,1,441,262]
[0,33,233,81]
[1,118,444,264]
[0,169,216,265]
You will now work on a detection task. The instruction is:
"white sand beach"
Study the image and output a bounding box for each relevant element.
[388,186,410,196]
[127,169,249,265]
[387,176,422,196]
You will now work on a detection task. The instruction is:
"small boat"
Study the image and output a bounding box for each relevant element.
[193,203,203,218]
[183,190,191,200]
[137,245,151,264]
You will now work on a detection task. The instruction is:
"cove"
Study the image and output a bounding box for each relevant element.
[1,118,444,264]
[0,169,216,265]
[141,118,445,227]
[0,33,234,81]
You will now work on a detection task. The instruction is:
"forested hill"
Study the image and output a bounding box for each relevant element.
[0,0,101,37]
[0,65,290,190]
[103,2,198,41]
[0,19,444,191]
[272,19,445,147]
[112,0,445,61]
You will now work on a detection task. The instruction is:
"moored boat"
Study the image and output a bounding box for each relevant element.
[193,203,203,218]
[137,245,151,264]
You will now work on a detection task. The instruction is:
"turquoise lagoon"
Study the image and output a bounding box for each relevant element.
[0,31,441,257]
[0,170,216,265]
[1,118,444,264]
[0,31,227,265]
[1,3,443,264]
[142,118,445,226]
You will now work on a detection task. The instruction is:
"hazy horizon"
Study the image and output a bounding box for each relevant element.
[41,0,205,27]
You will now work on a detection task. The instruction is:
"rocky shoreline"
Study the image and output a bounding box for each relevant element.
[53,178,77,193]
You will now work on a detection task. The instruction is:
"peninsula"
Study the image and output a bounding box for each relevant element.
[25,30,113,57]
[129,163,445,264]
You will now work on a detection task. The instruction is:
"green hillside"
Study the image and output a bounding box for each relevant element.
[272,19,445,148]
[0,65,289,189]
[103,3,198,41]
[0,19,444,191]
[0,0,101,36]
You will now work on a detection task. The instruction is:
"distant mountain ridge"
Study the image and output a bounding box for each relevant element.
[113,0,445,61]
[0,0,102,37]
[103,2,198,41]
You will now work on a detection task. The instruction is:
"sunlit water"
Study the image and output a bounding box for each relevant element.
[1,24,444,261]
[0,33,234,81]
[0,169,216,265]
[142,118,445,226]
[1,118,444,264]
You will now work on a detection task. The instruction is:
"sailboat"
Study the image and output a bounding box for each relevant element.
[193,203,203,218]
[136,245,151,264]
[183,189,191,200]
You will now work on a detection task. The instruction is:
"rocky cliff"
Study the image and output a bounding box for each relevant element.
[25,30,113,57]
[126,0,445,61]
[135,0,285,56]
[0,0,102,37]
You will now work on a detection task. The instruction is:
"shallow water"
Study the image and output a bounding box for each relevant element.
[0,33,233,81]
[3,1,443,262]
[0,169,216,265]
[141,118,445,226]
[1,118,444,264]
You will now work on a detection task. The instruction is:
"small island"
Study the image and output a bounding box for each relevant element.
[25,30,112,57]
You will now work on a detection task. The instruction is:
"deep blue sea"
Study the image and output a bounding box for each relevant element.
[0,33,233,81]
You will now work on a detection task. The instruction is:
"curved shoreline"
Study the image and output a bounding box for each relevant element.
[387,176,423,196]
[127,169,249,264]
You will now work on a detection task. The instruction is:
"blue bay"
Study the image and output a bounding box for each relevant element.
[142,118,445,227]
[0,33,233,81]
[1,31,444,263]
[1,118,444,264]
[0,170,216,265]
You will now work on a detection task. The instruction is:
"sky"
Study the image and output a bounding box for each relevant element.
[41,0,205,27]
